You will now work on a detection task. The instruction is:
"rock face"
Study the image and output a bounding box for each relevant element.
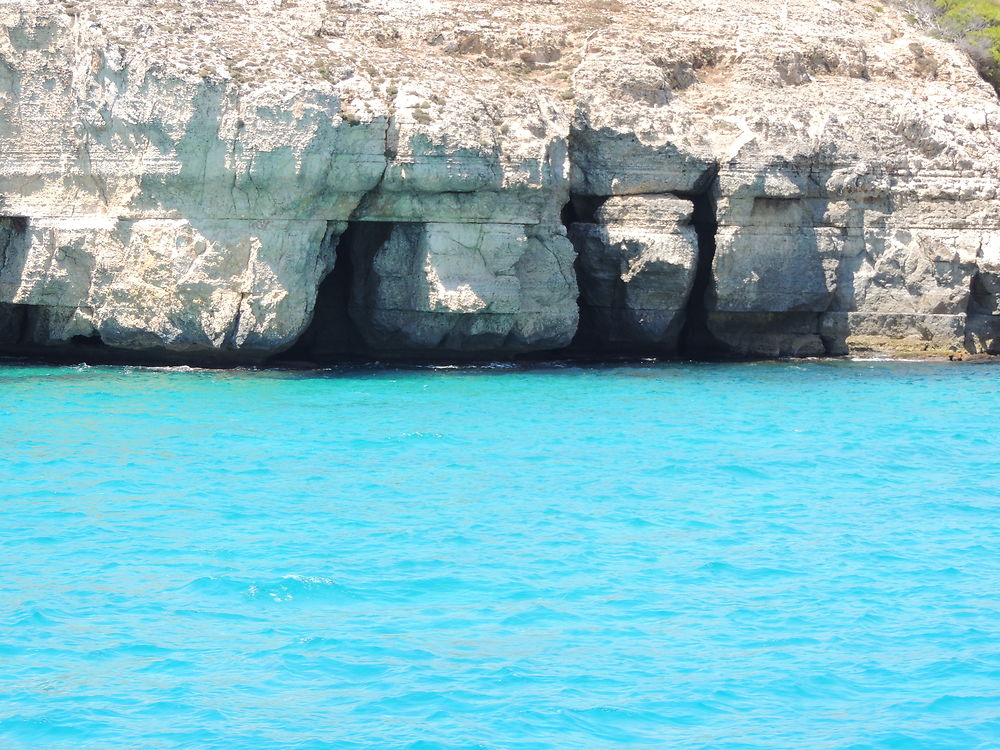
[336,220,576,357]
[1,0,999,363]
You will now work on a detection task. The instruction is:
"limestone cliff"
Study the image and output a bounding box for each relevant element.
[1,0,998,363]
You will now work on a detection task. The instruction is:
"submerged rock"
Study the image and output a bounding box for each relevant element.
[1,0,999,363]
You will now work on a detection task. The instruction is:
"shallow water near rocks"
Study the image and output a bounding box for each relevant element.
[1,360,998,749]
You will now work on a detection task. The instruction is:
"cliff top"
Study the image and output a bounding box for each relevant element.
[7,0,994,101]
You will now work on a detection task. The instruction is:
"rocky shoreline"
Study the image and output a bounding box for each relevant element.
[2,345,997,371]
[2,0,999,367]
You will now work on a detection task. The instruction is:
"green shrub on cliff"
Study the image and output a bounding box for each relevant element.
[941,0,1000,85]
[907,0,1000,91]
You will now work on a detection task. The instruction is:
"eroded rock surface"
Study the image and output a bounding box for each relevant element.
[1,0,999,362]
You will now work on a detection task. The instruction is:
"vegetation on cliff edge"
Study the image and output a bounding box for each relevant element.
[907,0,1000,90]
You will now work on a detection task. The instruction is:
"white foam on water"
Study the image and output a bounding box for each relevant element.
[850,356,930,362]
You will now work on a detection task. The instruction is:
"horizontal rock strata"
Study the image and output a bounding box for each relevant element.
[1,0,999,363]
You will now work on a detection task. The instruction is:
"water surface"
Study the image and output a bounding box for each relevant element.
[1,360,998,749]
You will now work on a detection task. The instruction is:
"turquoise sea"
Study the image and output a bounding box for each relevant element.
[1,360,998,749]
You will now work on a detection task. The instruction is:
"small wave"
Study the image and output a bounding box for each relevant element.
[134,658,197,674]
[421,362,519,371]
[501,604,581,626]
[850,356,931,362]
[281,574,336,585]
[927,694,1000,713]
[182,574,360,604]
[90,643,173,659]
[8,609,61,627]
[125,364,214,373]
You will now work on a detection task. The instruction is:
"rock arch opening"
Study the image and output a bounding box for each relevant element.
[564,182,723,359]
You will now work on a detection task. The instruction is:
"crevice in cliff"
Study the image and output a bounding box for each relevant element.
[561,195,607,226]
[274,221,394,364]
[562,194,611,354]
[349,115,395,221]
[223,292,247,350]
[967,270,994,316]
[676,169,724,357]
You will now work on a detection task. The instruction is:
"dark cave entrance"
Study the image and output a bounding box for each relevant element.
[0,302,122,364]
[274,220,394,364]
[0,302,43,347]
